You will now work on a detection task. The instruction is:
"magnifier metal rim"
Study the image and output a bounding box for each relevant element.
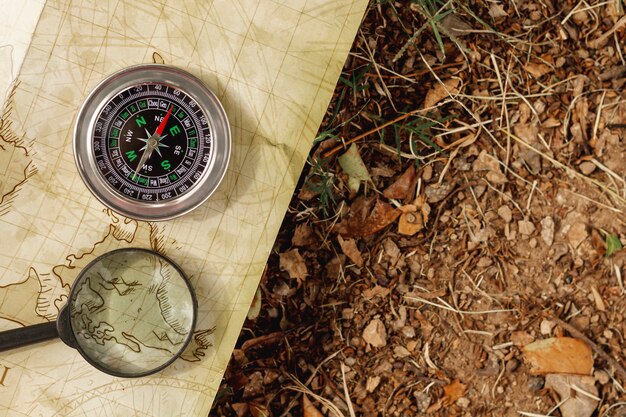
[64,248,197,378]
[73,64,231,221]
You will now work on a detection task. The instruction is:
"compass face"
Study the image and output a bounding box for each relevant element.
[74,65,230,221]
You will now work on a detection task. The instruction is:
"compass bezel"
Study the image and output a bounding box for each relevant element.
[74,64,230,221]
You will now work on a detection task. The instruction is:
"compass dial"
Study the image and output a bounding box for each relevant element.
[74,65,230,221]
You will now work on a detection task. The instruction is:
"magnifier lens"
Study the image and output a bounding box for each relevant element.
[67,249,196,377]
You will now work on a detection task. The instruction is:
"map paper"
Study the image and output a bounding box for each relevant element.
[0,0,368,415]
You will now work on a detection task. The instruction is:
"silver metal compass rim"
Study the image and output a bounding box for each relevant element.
[73,64,231,221]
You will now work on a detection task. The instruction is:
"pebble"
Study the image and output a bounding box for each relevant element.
[527,376,544,392]
[498,205,513,223]
[540,319,556,335]
[567,222,588,248]
[518,220,536,236]
[579,161,596,175]
[425,182,453,203]
[457,397,471,408]
[541,216,555,246]
[594,369,610,385]
[506,358,520,373]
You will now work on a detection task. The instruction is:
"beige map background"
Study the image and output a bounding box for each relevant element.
[0,0,368,415]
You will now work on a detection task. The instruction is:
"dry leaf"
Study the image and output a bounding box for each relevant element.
[279,249,307,286]
[338,143,370,194]
[545,374,599,417]
[522,337,593,375]
[303,395,323,417]
[443,379,468,405]
[249,402,270,417]
[423,78,460,109]
[398,195,430,236]
[440,14,473,37]
[525,61,552,78]
[383,164,417,200]
[363,285,390,300]
[362,318,387,347]
[489,3,508,18]
[398,211,423,236]
[292,224,316,247]
[337,235,364,267]
[427,379,468,413]
[231,403,250,417]
[337,198,401,238]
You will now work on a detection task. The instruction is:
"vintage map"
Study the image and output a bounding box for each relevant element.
[0,0,368,415]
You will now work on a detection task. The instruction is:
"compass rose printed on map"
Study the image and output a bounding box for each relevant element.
[0,0,369,415]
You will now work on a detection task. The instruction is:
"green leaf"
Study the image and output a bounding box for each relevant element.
[338,143,370,194]
[606,234,623,257]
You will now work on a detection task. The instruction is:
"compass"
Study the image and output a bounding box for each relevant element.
[74,64,231,221]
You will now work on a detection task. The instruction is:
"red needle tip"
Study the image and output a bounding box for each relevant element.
[155,106,173,136]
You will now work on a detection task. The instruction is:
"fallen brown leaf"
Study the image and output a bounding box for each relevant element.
[337,197,401,238]
[398,195,430,236]
[231,403,250,417]
[249,402,270,417]
[545,374,598,417]
[426,379,468,413]
[398,211,423,236]
[440,14,473,37]
[279,249,307,286]
[443,379,468,405]
[383,164,417,200]
[525,61,552,78]
[522,337,593,375]
[303,395,323,417]
[423,78,460,109]
[292,224,317,247]
[363,285,390,300]
[337,235,364,267]
[362,318,387,348]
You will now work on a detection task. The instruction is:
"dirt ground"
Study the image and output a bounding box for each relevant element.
[210,1,626,416]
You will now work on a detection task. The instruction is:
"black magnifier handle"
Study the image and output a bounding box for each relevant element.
[0,322,59,352]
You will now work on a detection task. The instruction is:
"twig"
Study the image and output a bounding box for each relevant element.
[322,107,431,158]
[340,364,357,417]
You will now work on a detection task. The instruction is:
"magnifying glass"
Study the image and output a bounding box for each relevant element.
[0,248,197,377]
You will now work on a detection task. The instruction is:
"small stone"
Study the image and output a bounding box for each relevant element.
[366,376,381,392]
[506,359,520,373]
[425,182,453,203]
[496,386,504,394]
[594,369,610,385]
[518,220,536,236]
[579,161,596,175]
[529,238,538,248]
[362,318,387,348]
[457,397,471,408]
[540,319,556,335]
[567,222,588,248]
[498,205,513,223]
[527,376,544,392]
[401,326,416,338]
[541,217,555,246]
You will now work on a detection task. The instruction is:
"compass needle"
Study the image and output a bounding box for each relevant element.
[74,64,231,220]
